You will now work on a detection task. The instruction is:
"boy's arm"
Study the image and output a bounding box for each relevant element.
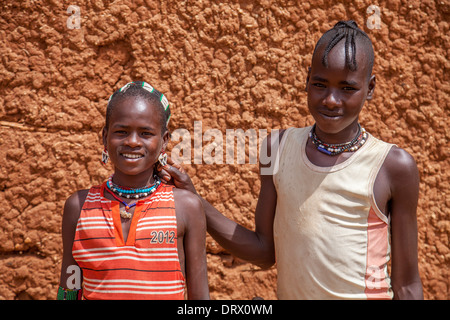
[197,171,277,269]
[174,189,210,300]
[161,131,283,269]
[386,147,424,299]
[58,190,88,296]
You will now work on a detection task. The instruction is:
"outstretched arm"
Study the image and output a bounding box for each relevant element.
[160,132,282,269]
[198,171,277,269]
[386,147,423,299]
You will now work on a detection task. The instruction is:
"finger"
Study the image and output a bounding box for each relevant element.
[164,156,184,175]
[170,162,185,174]
[167,156,175,166]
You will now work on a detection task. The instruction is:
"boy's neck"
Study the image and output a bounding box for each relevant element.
[313,121,361,145]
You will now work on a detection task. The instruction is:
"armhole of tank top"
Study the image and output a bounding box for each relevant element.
[272,127,294,186]
[79,187,95,211]
[368,143,395,225]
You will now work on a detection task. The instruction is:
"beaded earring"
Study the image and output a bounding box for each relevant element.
[102,147,109,165]
[158,150,168,167]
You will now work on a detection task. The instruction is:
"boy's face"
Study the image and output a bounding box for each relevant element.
[103,96,169,179]
[306,40,375,138]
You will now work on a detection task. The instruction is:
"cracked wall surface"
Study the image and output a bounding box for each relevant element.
[0,0,448,299]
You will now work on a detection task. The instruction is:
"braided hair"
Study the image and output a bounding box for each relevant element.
[314,21,374,76]
[105,81,171,134]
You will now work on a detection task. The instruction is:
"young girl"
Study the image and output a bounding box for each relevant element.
[58,81,209,300]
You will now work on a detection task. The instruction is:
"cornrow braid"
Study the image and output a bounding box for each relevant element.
[105,81,171,133]
[318,20,374,75]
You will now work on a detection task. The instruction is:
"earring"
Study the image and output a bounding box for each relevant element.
[102,147,109,165]
[158,150,168,167]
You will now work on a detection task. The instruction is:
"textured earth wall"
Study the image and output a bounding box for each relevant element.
[0,0,448,300]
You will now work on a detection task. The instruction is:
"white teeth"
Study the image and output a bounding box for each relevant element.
[122,153,143,159]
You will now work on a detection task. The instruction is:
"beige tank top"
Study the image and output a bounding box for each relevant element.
[273,127,394,299]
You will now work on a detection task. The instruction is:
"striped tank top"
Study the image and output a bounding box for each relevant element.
[273,127,394,299]
[72,182,185,300]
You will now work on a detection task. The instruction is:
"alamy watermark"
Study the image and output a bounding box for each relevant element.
[67,5,81,29]
[66,4,382,31]
[366,5,381,30]
[170,122,280,176]
[66,265,82,290]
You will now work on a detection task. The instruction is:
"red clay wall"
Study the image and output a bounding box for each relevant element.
[0,0,448,299]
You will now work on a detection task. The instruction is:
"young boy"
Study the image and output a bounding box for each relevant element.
[161,21,423,299]
[58,81,209,300]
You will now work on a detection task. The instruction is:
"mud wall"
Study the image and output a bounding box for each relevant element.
[0,0,448,299]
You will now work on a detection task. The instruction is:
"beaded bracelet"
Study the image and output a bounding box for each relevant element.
[57,286,82,300]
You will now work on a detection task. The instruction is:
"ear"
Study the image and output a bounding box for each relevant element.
[102,127,108,149]
[366,75,376,100]
[161,130,170,151]
[305,66,311,92]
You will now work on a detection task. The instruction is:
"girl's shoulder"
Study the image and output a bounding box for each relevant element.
[172,187,205,229]
[62,189,90,238]
[63,189,90,220]
[172,187,202,211]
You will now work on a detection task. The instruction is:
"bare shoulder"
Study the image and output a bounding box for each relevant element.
[65,189,89,212]
[173,188,205,226]
[260,128,287,173]
[173,188,203,211]
[63,189,90,224]
[61,189,89,245]
[385,146,419,178]
[262,129,287,153]
[384,146,419,192]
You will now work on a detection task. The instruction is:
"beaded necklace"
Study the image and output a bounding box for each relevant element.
[105,175,161,219]
[106,175,161,199]
[104,187,137,219]
[309,124,368,156]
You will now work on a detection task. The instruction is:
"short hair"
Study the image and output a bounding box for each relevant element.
[313,21,374,77]
[105,81,171,133]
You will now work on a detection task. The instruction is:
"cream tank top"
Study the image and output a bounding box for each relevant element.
[273,127,394,300]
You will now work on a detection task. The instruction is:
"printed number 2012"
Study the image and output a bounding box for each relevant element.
[150,230,175,244]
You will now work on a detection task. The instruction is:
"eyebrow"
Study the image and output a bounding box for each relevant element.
[112,124,156,131]
[311,76,359,86]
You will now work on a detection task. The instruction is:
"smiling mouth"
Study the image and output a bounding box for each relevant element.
[121,153,144,159]
[319,111,343,118]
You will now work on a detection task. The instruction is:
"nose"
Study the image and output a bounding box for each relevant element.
[323,89,341,108]
[124,131,142,148]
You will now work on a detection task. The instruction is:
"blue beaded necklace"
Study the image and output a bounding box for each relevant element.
[105,175,162,219]
[106,175,161,199]
[309,124,368,156]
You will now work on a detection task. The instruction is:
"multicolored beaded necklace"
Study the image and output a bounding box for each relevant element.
[309,123,368,156]
[105,175,161,219]
[106,175,161,198]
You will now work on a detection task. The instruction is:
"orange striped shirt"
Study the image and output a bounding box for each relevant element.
[72,182,185,300]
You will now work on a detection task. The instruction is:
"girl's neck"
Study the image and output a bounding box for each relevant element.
[112,170,156,189]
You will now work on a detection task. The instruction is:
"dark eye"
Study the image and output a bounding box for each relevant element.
[312,83,326,88]
[342,86,357,91]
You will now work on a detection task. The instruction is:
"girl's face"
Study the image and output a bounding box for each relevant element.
[103,96,169,184]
